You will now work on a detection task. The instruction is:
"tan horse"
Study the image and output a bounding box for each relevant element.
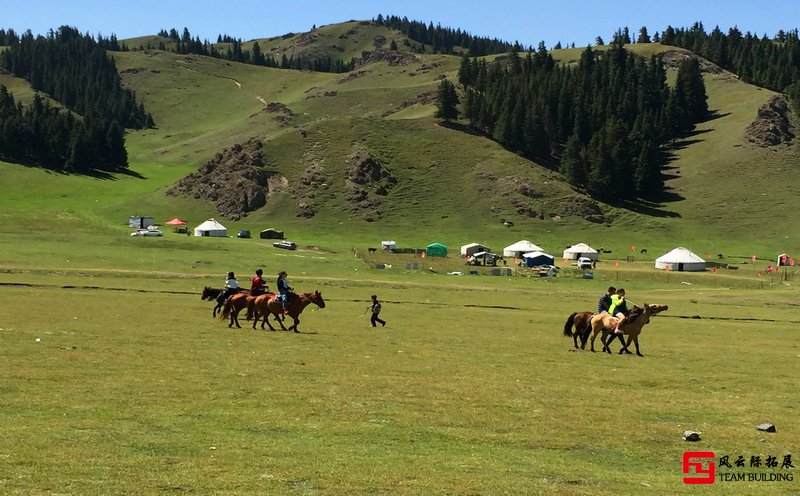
[589,304,669,356]
[250,290,326,333]
[563,311,595,350]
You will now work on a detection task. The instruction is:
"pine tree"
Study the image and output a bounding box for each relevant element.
[434,79,459,121]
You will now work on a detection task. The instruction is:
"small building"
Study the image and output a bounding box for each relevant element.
[523,251,555,267]
[461,243,490,258]
[260,228,285,239]
[654,247,706,272]
[563,243,599,261]
[129,215,155,229]
[426,242,448,257]
[193,218,228,237]
[381,240,397,251]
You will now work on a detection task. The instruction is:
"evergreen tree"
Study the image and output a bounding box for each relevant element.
[434,78,459,121]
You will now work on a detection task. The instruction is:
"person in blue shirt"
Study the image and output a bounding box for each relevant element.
[276,271,293,314]
[598,286,616,314]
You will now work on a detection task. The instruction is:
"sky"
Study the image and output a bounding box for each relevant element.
[5,0,798,48]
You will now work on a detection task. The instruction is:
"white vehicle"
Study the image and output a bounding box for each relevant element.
[131,229,163,237]
[577,257,593,269]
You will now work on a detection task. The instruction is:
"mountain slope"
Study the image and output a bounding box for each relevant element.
[1,24,798,256]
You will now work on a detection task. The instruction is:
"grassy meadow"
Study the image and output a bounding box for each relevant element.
[1,23,799,495]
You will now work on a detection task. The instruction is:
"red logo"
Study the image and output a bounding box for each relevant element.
[683,451,716,484]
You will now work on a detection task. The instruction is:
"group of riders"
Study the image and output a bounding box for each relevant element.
[221,268,293,315]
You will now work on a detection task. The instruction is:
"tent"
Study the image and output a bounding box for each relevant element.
[471,251,499,266]
[522,251,555,267]
[165,218,187,226]
[563,243,598,261]
[777,253,795,266]
[426,242,448,257]
[260,228,284,239]
[193,218,227,237]
[654,247,706,272]
[381,240,397,251]
[503,240,543,258]
[461,243,490,257]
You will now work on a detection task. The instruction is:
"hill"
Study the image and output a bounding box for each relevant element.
[0,21,799,258]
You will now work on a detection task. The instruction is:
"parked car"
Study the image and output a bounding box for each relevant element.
[237,230,251,239]
[273,240,297,250]
[577,257,593,269]
[131,229,163,237]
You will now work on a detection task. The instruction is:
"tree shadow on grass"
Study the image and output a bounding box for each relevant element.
[3,157,146,180]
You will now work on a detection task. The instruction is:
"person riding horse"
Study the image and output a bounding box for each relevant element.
[277,271,293,315]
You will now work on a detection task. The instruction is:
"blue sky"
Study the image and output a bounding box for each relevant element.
[5,1,797,48]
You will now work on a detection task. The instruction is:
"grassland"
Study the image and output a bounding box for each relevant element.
[0,21,799,495]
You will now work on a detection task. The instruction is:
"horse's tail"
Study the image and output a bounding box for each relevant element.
[220,297,233,320]
[563,312,577,337]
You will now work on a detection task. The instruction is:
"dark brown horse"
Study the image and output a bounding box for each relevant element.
[201,287,225,317]
[250,290,326,333]
[589,304,669,356]
[562,311,594,349]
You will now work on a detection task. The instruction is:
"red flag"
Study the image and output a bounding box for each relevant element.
[631,245,636,251]
[712,266,717,273]
[752,255,757,262]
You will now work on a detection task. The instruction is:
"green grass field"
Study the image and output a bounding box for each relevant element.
[1,22,799,494]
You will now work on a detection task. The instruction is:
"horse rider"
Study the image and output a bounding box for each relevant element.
[222,271,240,300]
[609,288,629,334]
[277,271,293,315]
[250,268,267,297]
[598,286,616,314]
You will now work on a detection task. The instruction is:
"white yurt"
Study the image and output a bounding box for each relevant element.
[503,240,544,258]
[193,218,228,237]
[654,247,706,272]
[461,243,489,257]
[563,243,599,261]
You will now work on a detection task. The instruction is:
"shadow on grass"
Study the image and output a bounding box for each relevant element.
[4,157,146,180]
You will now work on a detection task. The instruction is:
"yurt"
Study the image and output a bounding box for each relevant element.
[654,247,706,272]
[425,242,448,257]
[503,240,544,258]
[461,243,489,257]
[563,243,598,261]
[193,218,228,237]
[523,251,555,267]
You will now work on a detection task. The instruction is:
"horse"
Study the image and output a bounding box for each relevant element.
[249,290,326,333]
[201,287,225,317]
[589,304,669,356]
[202,286,249,317]
[562,311,595,349]
[219,292,259,328]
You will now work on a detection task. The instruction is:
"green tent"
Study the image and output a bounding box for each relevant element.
[426,242,448,257]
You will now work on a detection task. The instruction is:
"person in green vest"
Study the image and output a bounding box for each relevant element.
[608,288,629,334]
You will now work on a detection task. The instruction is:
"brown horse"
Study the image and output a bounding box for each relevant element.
[219,292,257,328]
[202,286,249,317]
[563,311,594,349]
[589,304,669,356]
[250,290,326,333]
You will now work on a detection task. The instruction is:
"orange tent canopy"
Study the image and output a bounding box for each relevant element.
[165,218,187,225]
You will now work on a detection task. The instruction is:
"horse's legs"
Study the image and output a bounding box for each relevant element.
[590,325,599,352]
[633,336,643,357]
[291,316,300,333]
[579,322,591,350]
[263,314,277,331]
[618,335,633,354]
[601,331,613,354]
[275,312,288,331]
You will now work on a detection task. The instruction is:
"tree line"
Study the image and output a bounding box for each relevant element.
[374,14,515,56]
[0,86,127,172]
[151,27,355,73]
[1,26,153,129]
[0,26,141,171]
[443,42,708,200]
